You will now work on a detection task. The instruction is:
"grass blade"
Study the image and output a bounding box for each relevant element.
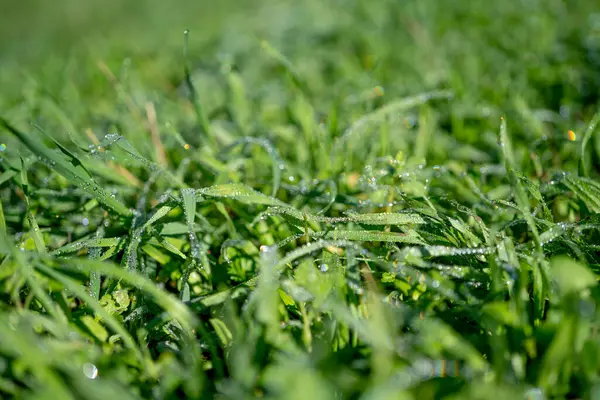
[0,119,132,216]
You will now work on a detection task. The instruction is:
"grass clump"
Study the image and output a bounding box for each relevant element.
[1,0,600,398]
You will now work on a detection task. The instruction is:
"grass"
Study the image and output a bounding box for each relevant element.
[1,0,600,398]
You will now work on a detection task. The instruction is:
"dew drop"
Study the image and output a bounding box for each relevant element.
[82,363,98,379]
[579,299,595,318]
[524,388,544,400]
[348,282,364,295]
[0,143,6,152]
[318,264,329,272]
[403,116,416,128]
[82,218,90,227]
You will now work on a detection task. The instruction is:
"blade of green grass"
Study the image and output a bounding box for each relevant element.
[579,109,600,177]
[0,119,132,216]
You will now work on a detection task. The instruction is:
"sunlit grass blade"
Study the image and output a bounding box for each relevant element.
[321,229,425,245]
[196,183,287,206]
[50,237,122,256]
[259,206,426,227]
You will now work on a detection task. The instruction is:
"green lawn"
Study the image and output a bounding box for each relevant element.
[1,1,600,398]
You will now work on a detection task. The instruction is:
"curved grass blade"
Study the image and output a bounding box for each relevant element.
[561,176,600,213]
[60,258,198,334]
[0,119,132,216]
[183,30,213,145]
[316,180,337,215]
[413,318,489,374]
[0,313,73,399]
[141,205,173,231]
[88,226,105,300]
[579,109,600,177]
[499,117,541,249]
[260,40,309,94]
[0,169,17,186]
[148,230,187,260]
[25,196,46,255]
[1,230,69,327]
[334,90,453,151]
[191,240,357,308]
[98,134,186,189]
[514,170,552,221]
[32,123,94,180]
[35,263,144,363]
[0,199,5,233]
[222,137,283,197]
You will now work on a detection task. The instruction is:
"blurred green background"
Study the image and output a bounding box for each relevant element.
[3,0,600,171]
[2,0,600,109]
[0,0,256,60]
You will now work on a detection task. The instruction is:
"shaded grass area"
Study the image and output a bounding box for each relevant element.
[1,0,600,398]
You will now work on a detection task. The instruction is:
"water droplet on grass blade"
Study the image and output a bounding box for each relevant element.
[82,363,98,379]
[260,244,274,253]
[524,388,545,400]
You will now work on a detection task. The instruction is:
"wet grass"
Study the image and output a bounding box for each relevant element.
[1,0,600,398]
